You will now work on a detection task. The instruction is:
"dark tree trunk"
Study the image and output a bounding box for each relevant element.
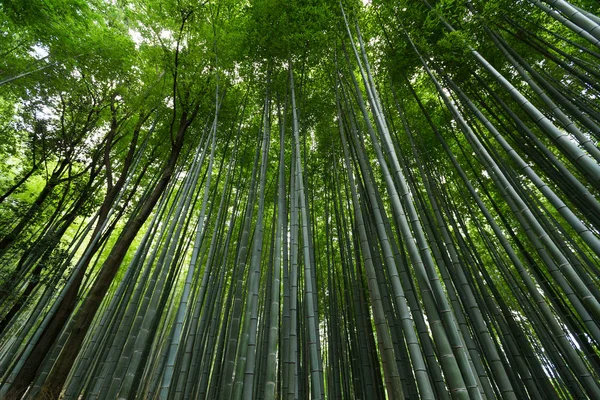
[38,110,197,398]
[0,159,69,256]
[0,164,38,204]
[5,110,197,400]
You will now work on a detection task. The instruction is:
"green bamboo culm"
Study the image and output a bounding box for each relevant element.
[0,0,599,399]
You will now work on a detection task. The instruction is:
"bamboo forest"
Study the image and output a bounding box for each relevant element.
[2,0,600,398]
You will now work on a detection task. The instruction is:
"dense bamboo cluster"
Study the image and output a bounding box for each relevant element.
[1,0,599,398]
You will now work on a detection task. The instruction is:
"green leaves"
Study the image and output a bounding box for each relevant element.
[1,0,600,398]
[243,0,337,60]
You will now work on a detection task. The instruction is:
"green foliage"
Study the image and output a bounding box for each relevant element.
[243,0,337,60]
[1,0,600,399]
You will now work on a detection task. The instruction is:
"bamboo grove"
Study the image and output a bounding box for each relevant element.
[1,0,600,398]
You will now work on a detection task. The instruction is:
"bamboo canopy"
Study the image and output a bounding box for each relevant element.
[0,0,599,398]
